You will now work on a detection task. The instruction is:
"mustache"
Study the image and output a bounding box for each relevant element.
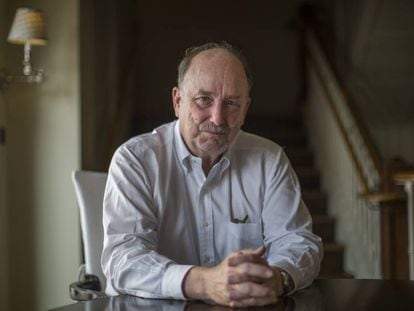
[198,123,229,134]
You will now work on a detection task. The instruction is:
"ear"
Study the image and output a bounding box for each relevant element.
[172,87,181,118]
[240,97,251,126]
[243,97,251,116]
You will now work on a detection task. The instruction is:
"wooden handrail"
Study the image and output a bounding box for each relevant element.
[395,171,414,183]
[305,28,409,199]
[299,5,384,189]
[364,192,406,204]
[307,32,383,182]
[345,96,383,182]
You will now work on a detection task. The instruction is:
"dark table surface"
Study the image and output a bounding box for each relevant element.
[51,278,414,311]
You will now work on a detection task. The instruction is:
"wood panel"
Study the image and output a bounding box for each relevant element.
[378,199,409,279]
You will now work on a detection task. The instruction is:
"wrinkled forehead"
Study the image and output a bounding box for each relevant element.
[182,49,250,95]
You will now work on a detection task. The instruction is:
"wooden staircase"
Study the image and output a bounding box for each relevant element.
[243,115,351,278]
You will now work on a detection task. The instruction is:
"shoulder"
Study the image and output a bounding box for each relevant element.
[233,131,299,188]
[230,131,293,176]
[233,131,285,159]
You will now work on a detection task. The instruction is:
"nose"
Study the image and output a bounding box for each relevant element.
[210,101,225,126]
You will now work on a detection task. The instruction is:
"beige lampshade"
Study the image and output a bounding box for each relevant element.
[7,8,47,46]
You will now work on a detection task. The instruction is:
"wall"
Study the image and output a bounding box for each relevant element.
[373,124,414,162]
[4,0,81,310]
[0,0,10,309]
[81,0,305,170]
[132,0,302,119]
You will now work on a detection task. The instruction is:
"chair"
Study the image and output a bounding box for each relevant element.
[70,170,108,301]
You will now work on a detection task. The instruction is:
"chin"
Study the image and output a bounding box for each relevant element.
[199,143,228,155]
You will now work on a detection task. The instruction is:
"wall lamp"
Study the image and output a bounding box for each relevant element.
[0,8,47,90]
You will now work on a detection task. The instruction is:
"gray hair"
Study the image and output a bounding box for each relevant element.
[177,41,253,90]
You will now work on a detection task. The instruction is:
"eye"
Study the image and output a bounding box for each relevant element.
[224,99,241,109]
[195,96,213,107]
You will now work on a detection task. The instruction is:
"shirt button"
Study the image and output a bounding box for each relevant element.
[203,222,209,228]
[204,256,210,263]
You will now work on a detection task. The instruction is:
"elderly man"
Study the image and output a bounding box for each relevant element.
[102,42,322,307]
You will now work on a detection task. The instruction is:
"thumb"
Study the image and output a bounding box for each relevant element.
[252,245,266,256]
[237,245,266,256]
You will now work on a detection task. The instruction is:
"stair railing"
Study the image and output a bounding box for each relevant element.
[304,29,384,278]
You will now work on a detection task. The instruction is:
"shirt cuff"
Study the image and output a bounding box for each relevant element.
[161,264,194,300]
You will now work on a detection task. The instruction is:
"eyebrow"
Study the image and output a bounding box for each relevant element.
[196,89,214,96]
[196,89,242,100]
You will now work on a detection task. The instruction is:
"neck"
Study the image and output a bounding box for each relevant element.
[201,154,222,175]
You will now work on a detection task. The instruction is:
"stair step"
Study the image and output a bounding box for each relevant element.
[313,215,335,243]
[302,190,327,215]
[243,116,304,132]
[245,129,307,147]
[270,131,307,147]
[285,146,314,165]
[295,167,320,190]
[318,271,354,279]
[320,243,344,274]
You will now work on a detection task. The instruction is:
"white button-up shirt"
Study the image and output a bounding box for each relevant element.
[102,120,322,299]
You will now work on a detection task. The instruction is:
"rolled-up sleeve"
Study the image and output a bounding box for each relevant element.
[101,145,193,299]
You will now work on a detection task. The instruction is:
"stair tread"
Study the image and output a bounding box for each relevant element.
[323,243,344,252]
[313,215,335,223]
[296,167,321,190]
[302,190,326,197]
[285,146,313,155]
[295,166,318,173]
[318,272,354,279]
[287,150,314,166]
[244,116,304,130]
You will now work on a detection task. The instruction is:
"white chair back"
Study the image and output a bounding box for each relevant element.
[72,170,108,290]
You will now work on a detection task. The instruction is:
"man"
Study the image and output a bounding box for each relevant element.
[102,42,322,308]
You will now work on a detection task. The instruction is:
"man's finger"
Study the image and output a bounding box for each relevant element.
[228,255,264,266]
[252,245,266,256]
[228,273,265,284]
[228,253,267,267]
[236,246,266,256]
[229,281,275,299]
[231,262,274,281]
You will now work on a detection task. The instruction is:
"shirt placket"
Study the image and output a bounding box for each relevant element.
[199,184,215,266]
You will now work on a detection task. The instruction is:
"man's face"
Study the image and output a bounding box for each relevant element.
[172,49,250,160]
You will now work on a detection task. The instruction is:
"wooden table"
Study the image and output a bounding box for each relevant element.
[50,278,414,311]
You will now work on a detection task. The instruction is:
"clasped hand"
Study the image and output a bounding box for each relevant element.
[183,246,283,307]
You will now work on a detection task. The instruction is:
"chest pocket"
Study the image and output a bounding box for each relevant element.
[227,222,263,252]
